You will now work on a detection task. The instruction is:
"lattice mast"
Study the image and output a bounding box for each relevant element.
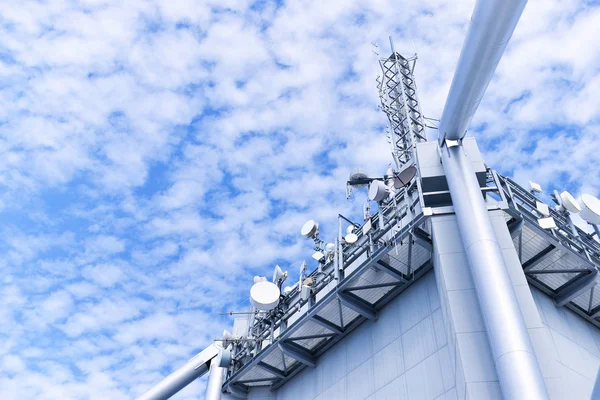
[377,37,426,169]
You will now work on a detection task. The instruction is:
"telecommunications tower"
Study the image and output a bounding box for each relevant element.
[137,0,600,399]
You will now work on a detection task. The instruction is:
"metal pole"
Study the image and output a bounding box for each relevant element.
[440,144,548,399]
[137,345,219,400]
[437,0,527,143]
[205,362,225,400]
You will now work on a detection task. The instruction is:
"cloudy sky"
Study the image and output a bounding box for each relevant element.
[0,0,599,398]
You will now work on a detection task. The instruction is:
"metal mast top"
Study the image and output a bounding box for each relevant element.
[377,37,426,169]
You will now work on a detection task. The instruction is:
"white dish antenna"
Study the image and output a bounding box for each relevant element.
[272,265,287,284]
[368,180,389,202]
[393,165,418,189]
[301,220,319,238]
[345,225,358,244]
[250,281,281,311]
[348,169,370,188]
[580,194,600,224]
[560,191,581,214]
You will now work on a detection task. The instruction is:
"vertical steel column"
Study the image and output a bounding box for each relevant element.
[441,144,548,399]
[205,362,225,400]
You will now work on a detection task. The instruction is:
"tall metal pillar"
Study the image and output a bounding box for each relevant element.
[436,0,548,396]
[440,144,548,399]
[205,362,225,400]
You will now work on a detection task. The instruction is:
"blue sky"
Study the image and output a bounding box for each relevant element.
[0,0,599,398]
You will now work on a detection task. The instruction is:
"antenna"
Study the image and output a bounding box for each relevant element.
[560,191,582,214]
[249,280,281,311]
[580,194,600,224]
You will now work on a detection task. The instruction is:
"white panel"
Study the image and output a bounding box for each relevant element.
[456,332,498,383]
[346,359,375,400]
[447,289,485,333]
[435,388,458,400]
[432,308,448,350]
[427,271,442,311]
[465,382,502,400]
[489,211,516,250]
[528,327,564,379]
[402,315,437,370]
[439,345,455,392]
[564,311,599,356]
[500,247,529,287]
[431,218,464,255]
[405,351,445,400]
[375,374,407,400]
[436,252,474,291]
[373,339,404,392]
[513,284,544,329]
[318,337,346,393]
[345,320,374,373]
[535,287,574,340]
[370,298,400,354]
[320,376,345,400]
[397,279,432,334]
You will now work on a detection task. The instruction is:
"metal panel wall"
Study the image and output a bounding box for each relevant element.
[229,269,454,400]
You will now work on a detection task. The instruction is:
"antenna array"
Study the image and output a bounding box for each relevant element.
[376,38,426,169]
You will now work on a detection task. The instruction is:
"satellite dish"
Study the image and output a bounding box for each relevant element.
[580,194,600,224]
[253,276,267,284]
[348,169,371,188]
[272,265,287,283]
[250,281,281,311]
[560,191,581,214]
[368,180,389,202]
[346,225,355,235]
[393,165,418,189]
[325,242,336,253]
[345,233,358,244]
[301,220,319,238]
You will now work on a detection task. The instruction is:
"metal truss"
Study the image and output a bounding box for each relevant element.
[377,50,426,168]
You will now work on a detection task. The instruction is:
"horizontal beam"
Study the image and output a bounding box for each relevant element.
[376,259,407,283]
[523,244,557,272]
[338,291,377,321]
[278,342,316,368]
[412,228,433,252]
[312,315,343,335]
[286,333,337,341]
[526,268,589,275]
[345,281,403,292]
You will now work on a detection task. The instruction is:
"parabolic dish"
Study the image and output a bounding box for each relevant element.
[348,169,370,188]
[345,233,358,244]
[250,281,281,311]
[301,219,319,238]
[368,180,389,202]
[560,191,581,214]
[580,194,600,224]
[393,165,418,189]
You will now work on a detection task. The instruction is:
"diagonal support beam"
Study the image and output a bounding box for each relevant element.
[522,244,557,272]
[412,228,433,252]
[526,268,589,275]
[278,342,316,368]
[337,291,377,321]
[312,315,343,335]
[376,259,407,283]
[554,270,598,307]
[256,362,287,380]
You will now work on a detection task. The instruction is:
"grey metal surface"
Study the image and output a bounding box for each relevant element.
[437,0,527,143]
[206,363,226,400]
[136,345,219,400]
[440,145,548,399]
